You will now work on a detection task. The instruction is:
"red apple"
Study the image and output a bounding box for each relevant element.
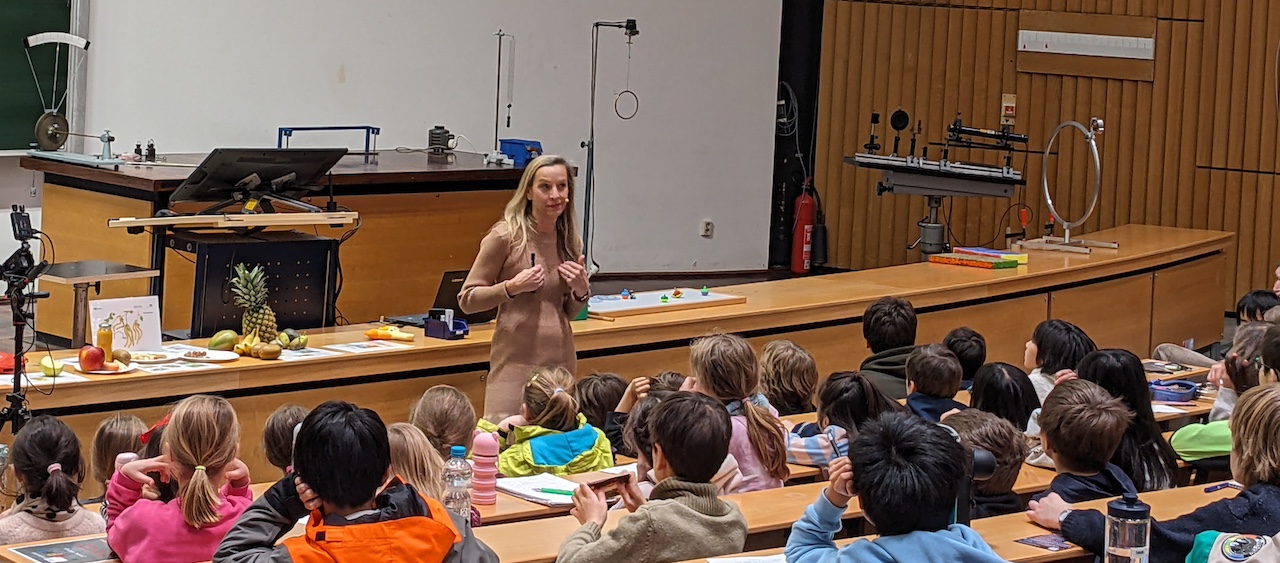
[79,345,106,372]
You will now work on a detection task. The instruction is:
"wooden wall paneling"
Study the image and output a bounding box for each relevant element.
[1155,21,1178,226]
[1174,22,1200,229]
[1208,0,1233,169]
[1238,174,1258,297]
[1225,171,1244,302]
[1188,21,1211,230]
[1194,0,1219,169]
[916,295,1049,367]
[1264,2,1280,175]
[815,0,837,269]
[880,4,908,266]
[1253,174,1273,292]
[1225,2,1251,171]
[849,1,875,269]
[1049,274,1155,354]
[1241,0,1268,173]
[1151,255,1227,350]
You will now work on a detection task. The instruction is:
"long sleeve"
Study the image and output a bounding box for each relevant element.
[562,288,589,318]
[105,470,144,532]
[211,497,296,563]
[556,513,654,563]
[604,412,630,456]
[786,428,845,467]
[784,491,846,563]
[459,228,514,315]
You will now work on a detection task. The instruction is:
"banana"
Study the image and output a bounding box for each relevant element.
[294,335,308,349]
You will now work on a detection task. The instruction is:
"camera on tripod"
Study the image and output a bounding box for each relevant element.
[1,205,50,434]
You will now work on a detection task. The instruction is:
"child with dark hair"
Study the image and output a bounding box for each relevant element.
[1075,349,1180,492]
[943,410,1029,519]
[0,416,105,544]
[759,340,819,416]
[605,372,690,458]
[216,401,497,563]
[558,392,747,563]
[648,371,686,392]
[786,412,1005,563]
[1032,379,1137,503]
[942,327,986,389]
[969,362,1040,431]
[262,404,307,477]
[624,391,742,497]
[904,344,967,423]
[1025,319,1097,403]
[786,371,903,468]
[859,297,918,400]
[576,373,627,431]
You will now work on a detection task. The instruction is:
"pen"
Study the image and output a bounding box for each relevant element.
[1204,482,1242,493]
[535,487,574,496]
[531,253,536,267]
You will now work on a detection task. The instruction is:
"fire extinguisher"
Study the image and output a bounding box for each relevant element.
[791,181,816,275]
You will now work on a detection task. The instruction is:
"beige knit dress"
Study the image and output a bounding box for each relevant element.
[459,221,587,420]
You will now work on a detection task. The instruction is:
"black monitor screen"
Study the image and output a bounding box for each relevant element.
[170,148,348,204]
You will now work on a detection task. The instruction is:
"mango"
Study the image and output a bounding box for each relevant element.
[209,330,239,351]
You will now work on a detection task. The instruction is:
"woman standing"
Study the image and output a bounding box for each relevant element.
[459,155,589,420]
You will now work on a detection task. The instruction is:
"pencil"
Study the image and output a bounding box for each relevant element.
[588,313,616,322]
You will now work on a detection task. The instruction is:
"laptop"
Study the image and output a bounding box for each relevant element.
[385,270,497,327]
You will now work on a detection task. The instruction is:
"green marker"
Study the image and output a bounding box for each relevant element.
[536,487,575,496]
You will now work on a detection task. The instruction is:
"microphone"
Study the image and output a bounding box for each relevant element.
[624,19,639,36]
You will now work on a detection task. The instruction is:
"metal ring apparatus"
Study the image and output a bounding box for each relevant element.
[614,90,639,120]
[1041,117,1104,232]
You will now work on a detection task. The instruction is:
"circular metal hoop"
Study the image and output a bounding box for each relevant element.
[34,111,69,151]
[1041,118,1103,231]
[614,90,639,120]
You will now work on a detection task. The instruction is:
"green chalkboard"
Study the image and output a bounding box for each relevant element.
[1,1,71,151]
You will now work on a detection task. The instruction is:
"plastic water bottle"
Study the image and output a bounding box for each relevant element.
[1105,492,1151,563]
[442,445,473,517]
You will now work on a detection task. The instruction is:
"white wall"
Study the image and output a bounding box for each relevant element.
[83,0,781,273]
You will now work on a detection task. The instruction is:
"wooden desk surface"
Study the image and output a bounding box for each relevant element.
[21,150,524,194]
[22,224,1232,414]
[671,481,1241,563]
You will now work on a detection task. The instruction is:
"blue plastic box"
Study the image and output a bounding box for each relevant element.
[499,138,543,167]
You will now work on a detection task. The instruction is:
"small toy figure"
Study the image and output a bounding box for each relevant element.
[620,289,631,299]
[660,294,669,303]
[700,285,710,296]
[672,288,684,299]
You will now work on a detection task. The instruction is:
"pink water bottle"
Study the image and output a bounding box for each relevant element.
[472,431,499,505]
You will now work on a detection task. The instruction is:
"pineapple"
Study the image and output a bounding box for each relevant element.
[231,263,277,338]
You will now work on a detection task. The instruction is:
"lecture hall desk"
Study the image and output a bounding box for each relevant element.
[14,224,1231,499]
[21,151,524,341]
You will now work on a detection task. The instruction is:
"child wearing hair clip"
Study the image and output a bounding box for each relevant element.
[478,366,613,477]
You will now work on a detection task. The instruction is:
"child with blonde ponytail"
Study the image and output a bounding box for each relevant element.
[480,366,613,477]
[107,395,252,563]
[689,333,789,491]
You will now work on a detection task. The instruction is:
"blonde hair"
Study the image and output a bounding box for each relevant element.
[164,395,240,528]
[689,333,789,481]
[91,413,147,485]
[409,385,478,458]
[524,366,580,432]
[1231,384,1280,487]
[501,155,581,261]
[758,340,818,415]
[388,423,445,501]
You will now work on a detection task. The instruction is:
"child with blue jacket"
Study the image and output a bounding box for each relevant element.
[785,411,1006,563]
[481,367,613,477]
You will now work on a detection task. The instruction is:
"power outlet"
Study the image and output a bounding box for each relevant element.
[700,219,714,238]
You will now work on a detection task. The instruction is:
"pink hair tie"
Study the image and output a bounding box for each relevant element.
[46,463,61,475]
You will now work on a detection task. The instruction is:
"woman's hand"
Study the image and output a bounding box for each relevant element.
[559,256,590,299]
[824,456,854,508]
[506,265,545,296]
[570,483,609,527]
[121,455,170,487]
[1026,492,1072,530]
[616,377,651,413]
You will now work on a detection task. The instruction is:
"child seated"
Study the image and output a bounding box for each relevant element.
[605,372,688,457]
[942,410,1029,518]
[943,327,986,391]
[1153,290,1280,368]
[0,416,106,544]
[576,373,627,433]
[1024,319,1097,403]
[262,404,307,477]
[785,412,1006,563]
[410,384,478,458]
[87,413,146,516]
[625,390,741,497]
[1029,383,1280,562]
[388,422,446,501]
[557,392,747,563]
[480,366,613,476]
[1173,332,1280,462]
[786,371,903,468]
[689,333,789,491]
[759,340,819,416]
[859,297,918,400]
[108,395,252,563]
[1031,379,1136,503]
[215,401,497,563]
[968,362,1039,431]
[904,344,967,423]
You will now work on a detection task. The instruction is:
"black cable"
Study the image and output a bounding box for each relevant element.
[33,231,54,265]
[942,200,1035,249]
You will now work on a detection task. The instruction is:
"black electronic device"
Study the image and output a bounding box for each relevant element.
[383,271,498,328]
[9,206,35,242]
[863,112,882,154]
[169,148,348,214]
[956,448,997,525]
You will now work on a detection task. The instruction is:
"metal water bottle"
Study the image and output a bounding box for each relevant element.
[1105,492,1151,563]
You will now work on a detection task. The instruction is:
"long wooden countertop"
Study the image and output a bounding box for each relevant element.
[28,224,1231,414]
[21,150,523,195]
